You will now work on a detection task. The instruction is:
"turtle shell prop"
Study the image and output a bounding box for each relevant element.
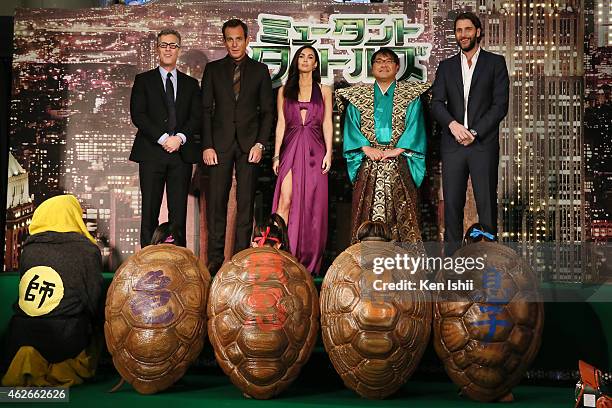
[104,244,211,394]
[433,242,544,402]
[207,247,319,399]
[320,241,432,399]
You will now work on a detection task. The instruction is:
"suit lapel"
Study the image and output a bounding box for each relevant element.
[451,54,464,114]
[238,58,250,102]
[453,54,463,98]
[153,68,167,103]
[223,56,236,102]
[175,70,183,114]
[469,49,485,98]
[468,50,486,125]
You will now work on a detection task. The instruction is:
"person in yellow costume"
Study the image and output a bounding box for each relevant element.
[2,195,104,387]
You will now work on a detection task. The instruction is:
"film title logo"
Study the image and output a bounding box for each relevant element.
[250,13,431,86]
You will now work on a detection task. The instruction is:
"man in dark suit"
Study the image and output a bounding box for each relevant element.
[201,19,274,274]
[432,12,509,255]
[130,29,201,247]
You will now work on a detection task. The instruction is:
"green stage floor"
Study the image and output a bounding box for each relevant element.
[0,273,597,407]
[52,372,570,408]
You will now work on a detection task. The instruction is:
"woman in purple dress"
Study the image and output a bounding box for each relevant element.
[272,46,332,275]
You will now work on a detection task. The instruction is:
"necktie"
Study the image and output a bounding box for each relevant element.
[233,63,240,101]
[165,72,176,135]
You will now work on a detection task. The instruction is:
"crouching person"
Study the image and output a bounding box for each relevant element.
[2,194,104,387]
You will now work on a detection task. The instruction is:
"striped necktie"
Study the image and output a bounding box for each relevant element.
[233,63,240,101]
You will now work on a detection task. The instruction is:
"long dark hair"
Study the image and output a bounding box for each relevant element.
[283,46,321,101]
[252,214,290,249]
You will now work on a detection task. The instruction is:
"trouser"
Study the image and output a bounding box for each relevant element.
[139,158,192,247]
[206,140,259,265]
[442,146,499,256]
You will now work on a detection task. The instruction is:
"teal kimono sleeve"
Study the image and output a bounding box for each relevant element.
[343,103,369,184]
[396,97,427,188]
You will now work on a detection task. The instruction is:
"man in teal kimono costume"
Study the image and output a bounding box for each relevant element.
[335,48,430,243]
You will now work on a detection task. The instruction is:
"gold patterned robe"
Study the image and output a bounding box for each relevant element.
[336,81,430,244]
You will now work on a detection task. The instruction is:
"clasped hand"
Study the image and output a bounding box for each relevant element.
[162,135,182,153]
[362,146,404,161]
[449,121,475,146]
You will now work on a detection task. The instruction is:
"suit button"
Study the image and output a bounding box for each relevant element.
[163,119,167,123]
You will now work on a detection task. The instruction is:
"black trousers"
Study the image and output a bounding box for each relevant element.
[442,145,499,256]
[2,314,91,369]
[206,140,259,266]
[139,158,192,247]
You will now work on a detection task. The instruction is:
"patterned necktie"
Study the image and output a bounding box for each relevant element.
[165,72,176,135]
[233,63,240,101]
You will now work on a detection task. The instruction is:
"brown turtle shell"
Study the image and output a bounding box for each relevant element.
[320,241,432,399]
[207,247,319,399]
[104,244,210,394]
[433,242,544,402]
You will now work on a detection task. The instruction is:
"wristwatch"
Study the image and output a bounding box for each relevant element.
[255,142,265,151]
[469,129,478,138]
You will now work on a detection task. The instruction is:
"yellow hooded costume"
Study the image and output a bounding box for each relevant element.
[2,195,100,387]
[29,194,96,244]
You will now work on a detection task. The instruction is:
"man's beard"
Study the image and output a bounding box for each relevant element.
[457,36,478,52]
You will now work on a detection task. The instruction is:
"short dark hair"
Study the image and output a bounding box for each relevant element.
[371,47,400,66]
[454,12,483,42]
[157,29,181,45]
[222,19,248,39]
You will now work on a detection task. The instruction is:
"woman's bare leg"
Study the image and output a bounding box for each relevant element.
[276,170,293,224]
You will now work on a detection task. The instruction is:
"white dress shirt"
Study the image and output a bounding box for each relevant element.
[460,46,481,129]
[159,66,177,100]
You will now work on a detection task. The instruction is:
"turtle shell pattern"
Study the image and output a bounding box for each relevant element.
[104,244,211,394]
[321,241,432,399]
[207,247,319,399]
[434,242,544,402]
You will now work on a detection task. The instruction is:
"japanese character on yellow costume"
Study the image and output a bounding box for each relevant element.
[2,195,104,387]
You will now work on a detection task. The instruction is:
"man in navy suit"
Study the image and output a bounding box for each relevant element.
[130,29,201,247]
[432,12,509,255]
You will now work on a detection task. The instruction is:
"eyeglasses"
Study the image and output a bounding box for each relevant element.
[158,42,180,49]
[373,59,396,65]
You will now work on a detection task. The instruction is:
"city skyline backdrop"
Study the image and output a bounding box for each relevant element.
[4,0,610,281]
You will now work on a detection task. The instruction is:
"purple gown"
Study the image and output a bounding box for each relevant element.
[272,84,328,274]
